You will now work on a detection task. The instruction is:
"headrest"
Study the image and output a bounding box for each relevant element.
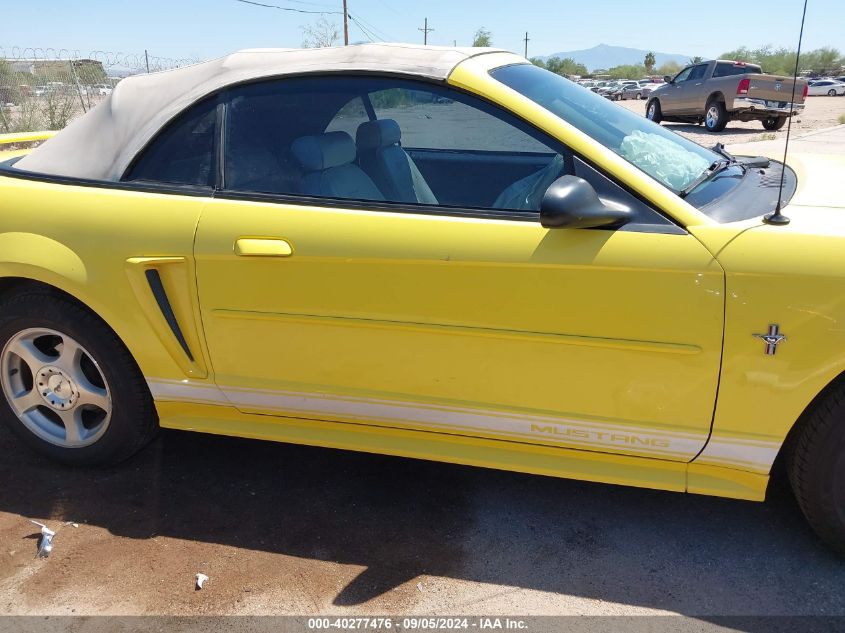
[356,119,402,151]
[291,131,357,172]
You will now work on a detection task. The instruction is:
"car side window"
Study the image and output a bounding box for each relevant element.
[673,67,693,82]
[221,75,567,213]
[124,97,217,186]
[688,65,707,81]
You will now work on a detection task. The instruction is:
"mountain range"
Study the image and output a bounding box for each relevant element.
[539,44,692,71]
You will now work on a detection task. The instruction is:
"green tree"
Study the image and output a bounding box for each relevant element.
[689,56,704,64]
[545,56,588,77]
[472,28,492,47]
[644,51,656,72]
[529,57,546,69]
[814,46,842,73]
[655,61,682,77]
[607,64,647,79]
[719,45,842,75]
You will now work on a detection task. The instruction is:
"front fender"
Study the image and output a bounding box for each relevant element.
[692,215,845,475]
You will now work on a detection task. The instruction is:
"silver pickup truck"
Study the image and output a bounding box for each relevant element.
[646,59,807,132]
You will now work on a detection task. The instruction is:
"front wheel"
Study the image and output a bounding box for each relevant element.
[762,116,787,131]
[0,290,157,465]
[704,100,729,132]
[787,379,845,555]
[646,99,662,123]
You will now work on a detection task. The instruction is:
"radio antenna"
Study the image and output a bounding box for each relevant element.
[764,0,808,226]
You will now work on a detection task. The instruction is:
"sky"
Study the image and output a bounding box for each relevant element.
[2,0,843,62]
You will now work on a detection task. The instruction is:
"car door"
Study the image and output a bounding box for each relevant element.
[680,64,709,112]
[659,66,691,114]
[193,74,725,463]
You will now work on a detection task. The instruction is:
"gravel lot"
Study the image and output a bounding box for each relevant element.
[2,424,845,620]
[618,94,845,146]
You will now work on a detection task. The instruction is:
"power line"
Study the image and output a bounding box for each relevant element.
[349,11,395,41]
[348,15,377,42]
[234,0,341,15]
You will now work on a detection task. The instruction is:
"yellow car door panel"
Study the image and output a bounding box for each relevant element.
[195,198,724,461]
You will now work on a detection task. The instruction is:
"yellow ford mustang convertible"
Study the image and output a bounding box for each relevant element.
[1,45,844,552]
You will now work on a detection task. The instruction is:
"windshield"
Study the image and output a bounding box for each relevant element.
[491,63,726,199]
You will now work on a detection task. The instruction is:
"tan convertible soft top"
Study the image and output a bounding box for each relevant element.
[14,44,507,182]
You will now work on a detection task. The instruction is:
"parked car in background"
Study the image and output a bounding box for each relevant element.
[647,59,807,132]
[93,84,113,96]
[806,79,845,96]
[600,81,635,99]
[621,82,657,100]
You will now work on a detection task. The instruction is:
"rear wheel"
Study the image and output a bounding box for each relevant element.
[828,89,837,96]
[762,116,787,131]
[704,100,729,132]
[786,379,845,556]
[646,99,662,123]
[0,290,157,465]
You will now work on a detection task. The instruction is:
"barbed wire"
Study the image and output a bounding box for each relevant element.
[0,46,201,72]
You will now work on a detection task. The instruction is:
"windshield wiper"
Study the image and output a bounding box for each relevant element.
[713,141,770,168]
[680,159,732,198]
[711,142,736,163]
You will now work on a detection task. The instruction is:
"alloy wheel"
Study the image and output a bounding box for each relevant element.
[1,328,112,447]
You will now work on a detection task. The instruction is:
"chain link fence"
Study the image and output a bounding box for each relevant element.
[0,47,201,133]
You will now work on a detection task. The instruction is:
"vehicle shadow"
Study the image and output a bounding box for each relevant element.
[2,424,844,622]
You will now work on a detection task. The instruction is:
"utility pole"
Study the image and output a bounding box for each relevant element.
[418,18,433,45]
[144,49,150,73]
[524,32,529,58]
[342,0,349,45]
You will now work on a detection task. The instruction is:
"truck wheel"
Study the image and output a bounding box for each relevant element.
[646,99,662,123]
[704,100,729,132]
[0,290,158,466]
[762,117,787,131]
[786,378,845,556]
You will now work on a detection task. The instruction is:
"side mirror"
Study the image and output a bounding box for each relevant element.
[540,176,632,229]
[663,75,673,84]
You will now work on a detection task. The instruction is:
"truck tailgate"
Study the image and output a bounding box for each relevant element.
[747,75,805,103]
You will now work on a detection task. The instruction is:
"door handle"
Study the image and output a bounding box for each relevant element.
[234,238,293,257]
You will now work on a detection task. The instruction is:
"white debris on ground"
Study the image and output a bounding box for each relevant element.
[195,573,209,590]
[29,520,56,558]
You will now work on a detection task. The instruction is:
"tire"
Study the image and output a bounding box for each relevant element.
[636,92,643,100]
[704,99,729,132]
[786,378,845,555]
[646,99,662,123]
[762,116,787,131]
[0,290,157,466]
[828,89,837,97]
